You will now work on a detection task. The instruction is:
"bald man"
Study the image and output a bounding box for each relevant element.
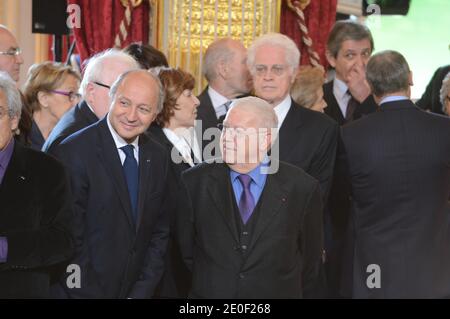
[0,25,24,82]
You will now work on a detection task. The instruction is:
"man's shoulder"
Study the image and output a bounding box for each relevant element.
[275,160,319,187]
[291,101,338,129]
[16,143,65,175]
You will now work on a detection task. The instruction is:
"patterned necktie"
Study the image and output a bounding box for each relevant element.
[345,91,358,122]
[120,144,139,225]
[218,100,232,123]
[237,174,255,224]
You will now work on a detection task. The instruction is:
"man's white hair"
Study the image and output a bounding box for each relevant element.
[79,48,139,98]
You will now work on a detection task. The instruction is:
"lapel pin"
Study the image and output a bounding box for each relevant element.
[19,176,26,181]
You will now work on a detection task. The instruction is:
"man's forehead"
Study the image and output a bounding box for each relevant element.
[0,28,18,49]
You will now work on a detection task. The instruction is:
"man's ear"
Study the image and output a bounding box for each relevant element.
[10,115,19,132]
[217,59,228,79]
[85,82,95,105]
[326,50,336,68]
[37,91,49,108]
[408,71,414,86]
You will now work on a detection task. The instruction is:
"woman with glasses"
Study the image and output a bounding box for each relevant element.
[23,61,81,150]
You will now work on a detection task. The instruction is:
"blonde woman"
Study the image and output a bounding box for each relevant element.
[23,61,80,150]
[291,66,327,113]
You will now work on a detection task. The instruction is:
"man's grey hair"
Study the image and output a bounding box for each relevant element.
[327,20,374,58]
[80,48,139,98]
[366,50,410,97]
[230,96,278,130]
[439,72,450,113]
[109,69,165,114]
[0,71,21,118]
[203,38,239,82]
[247,33,300,75]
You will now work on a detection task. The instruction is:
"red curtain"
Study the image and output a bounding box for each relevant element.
[280,0,337,67]
[67,0,150,63]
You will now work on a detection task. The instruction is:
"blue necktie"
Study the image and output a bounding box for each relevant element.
[238,174,255,224]
[121,145,139,224]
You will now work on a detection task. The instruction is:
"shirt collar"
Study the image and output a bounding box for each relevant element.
[208,86,230,110]
[230,162,267,189]
[333,77,349,100]
[162,127,195,166]
[380,95,409,105]
[106,114,139,150]
[274,95,292,129]
[0,138,14,169]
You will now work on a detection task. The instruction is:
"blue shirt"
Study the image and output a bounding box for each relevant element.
[0,138,14,185]
[230,163,268,207]
[380,95,409,106]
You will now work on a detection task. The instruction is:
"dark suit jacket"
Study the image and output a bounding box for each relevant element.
[416,64,450,115]
[340,100,450,298]
[323,80,378,126]
[277,101,339,201]
[177,161,324,299]
[50,118,171,299]
[42,100,98,154]
[147,124,192,298]
[197,87,220,138]
[0,142,74,298]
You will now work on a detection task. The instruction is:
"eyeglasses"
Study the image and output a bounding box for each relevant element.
[0,47,22,57]
[253,64,288,77]
[51,90,82,102]
[93,81,111,89]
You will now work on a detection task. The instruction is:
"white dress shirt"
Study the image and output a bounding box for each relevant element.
[162,127,200,167]
[208,86,231,119]
[107,114,139,165]
[274,95,292,129]
[333,77,352,117]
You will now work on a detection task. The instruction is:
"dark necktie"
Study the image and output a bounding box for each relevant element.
[121,145,139,224]
[345,92,358,122]
[218,100,232,123]
[237,174,255,224]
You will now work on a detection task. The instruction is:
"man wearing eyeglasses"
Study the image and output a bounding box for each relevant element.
[248,33,338,203]
[43,49,139,154]
[0,25,23,83]
[177,96,324,298]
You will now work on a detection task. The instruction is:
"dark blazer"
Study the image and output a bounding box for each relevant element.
[197,87,220,138]
[0,142,74,298]
[323,80,378,126]
[148,125,193,298]
[340,100,450,298]
[277,100,339,201]
[50,118,171,299]
[177,161,324,298]
[416,64,450,115]
[42,100,98,154]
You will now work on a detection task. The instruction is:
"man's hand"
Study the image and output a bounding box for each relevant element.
[346,63,371,103]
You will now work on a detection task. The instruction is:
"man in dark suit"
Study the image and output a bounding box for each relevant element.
[197,38,253,157]
[248,33,338,202]
[340,50,450,298]
[42,49,139,153]
[0,72,74,298]
[324,20,378,125]
[177,96,324,298]
[50,70,171,298]
[322,21,379,297]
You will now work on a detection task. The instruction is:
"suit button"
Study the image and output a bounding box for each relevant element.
[241,245,247,251]
[242,232,249,236]
[239,273,245,279]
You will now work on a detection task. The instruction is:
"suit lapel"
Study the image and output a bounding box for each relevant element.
[277,102,304,160]
[323,81,345,125]
[96,119,135,231]
[207,163,239,243]
[247,166,288,254]
[0,142,29,215]
[136,134,152,230]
